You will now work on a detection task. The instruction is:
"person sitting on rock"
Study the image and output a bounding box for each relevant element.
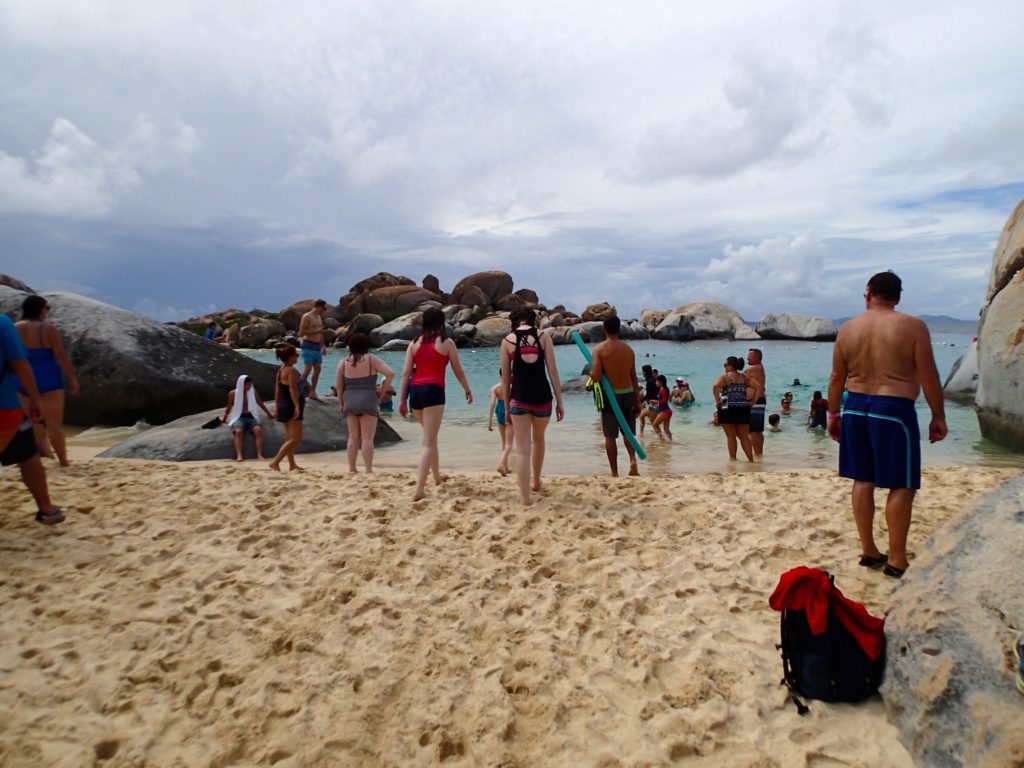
[222,374,273,461]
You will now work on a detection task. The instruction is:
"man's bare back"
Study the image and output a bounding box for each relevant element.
[834,309,934,400]
[590,337,637,392]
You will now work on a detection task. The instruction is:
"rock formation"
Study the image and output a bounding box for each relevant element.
[98,399,402,461]
[756,313,837,341]
[943,338,979,405]
[581,302,617,322]
[976,199,1024,450]
[368,313,424,347]
[0,286,278,427]
[0,274,35,292]
[882,474,1024,767]
[651,302,749,341]
[451,271,513,305]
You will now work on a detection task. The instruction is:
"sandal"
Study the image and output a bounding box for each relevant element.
[883,563,906,579]
[858,553,888,569]
[35,507,66,526]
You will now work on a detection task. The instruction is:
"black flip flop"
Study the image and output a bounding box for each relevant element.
[883,563,906,579]
[858,553,888,569]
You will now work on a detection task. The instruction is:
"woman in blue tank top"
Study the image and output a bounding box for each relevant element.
[15,295,79,467]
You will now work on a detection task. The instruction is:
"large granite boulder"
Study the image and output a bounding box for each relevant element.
[882,475,1024,768]
[976,199,1024,451]
[422,274,441,294]
[495,293,527,313]
[348,272,416,295]
[652,313,697,341]
[734,323,761,341]
[457,285,490,310]
[278,299,317,332]
[622,320,650,340]
[0,286,278,427]
[97,399,403,461]
[364,285,440,316]
[237,318,286,349]
[473,315,512,346]
[666,301,748,340]
[569,321,606,343]
[756,313,837,341]
[515,288,539,305]
[581,302,617,322]
[639,309,669,330]
[451,271,513,305]
[943,338,979,405]
[349,313,385,335]
[368,312,423,347]
[0,274,35,292]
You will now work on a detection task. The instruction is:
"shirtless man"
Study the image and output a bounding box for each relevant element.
[746,348,766,459]
[589,316,643,477]
[299,299,329,402]
[828,271,947,579]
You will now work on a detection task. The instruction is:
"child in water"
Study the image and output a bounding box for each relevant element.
[651,374,673,440]
[487,371,514,475]
[767,413,782,432]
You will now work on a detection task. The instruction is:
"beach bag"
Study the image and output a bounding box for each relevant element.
[769,567,886,714]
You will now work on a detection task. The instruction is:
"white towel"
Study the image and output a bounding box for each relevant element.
[227,375,259,427]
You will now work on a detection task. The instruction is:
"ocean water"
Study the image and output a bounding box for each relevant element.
[241,335,1024,476]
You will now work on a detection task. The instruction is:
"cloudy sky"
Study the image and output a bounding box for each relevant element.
[2,0,1022,321]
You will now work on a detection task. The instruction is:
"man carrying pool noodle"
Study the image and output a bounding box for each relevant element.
[588,316,643,477]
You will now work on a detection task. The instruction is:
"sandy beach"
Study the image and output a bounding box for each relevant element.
[0,452,1018,767]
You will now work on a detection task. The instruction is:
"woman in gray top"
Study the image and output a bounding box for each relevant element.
[336,332,395,473]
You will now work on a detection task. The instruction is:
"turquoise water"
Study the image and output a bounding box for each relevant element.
[243,335,1024,475]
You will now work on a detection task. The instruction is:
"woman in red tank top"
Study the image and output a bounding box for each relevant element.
[398,308,473,501]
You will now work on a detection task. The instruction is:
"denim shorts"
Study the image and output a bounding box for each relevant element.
[232,415,259,433]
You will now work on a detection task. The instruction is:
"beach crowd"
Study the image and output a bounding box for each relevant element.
[1,272,947,580]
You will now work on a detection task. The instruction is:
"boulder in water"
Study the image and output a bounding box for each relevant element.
[0,285,278,427]
[756,313,837,341]
[97,399,403,461]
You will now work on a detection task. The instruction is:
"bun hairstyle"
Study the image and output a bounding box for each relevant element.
[275,344,298,362]
[347,332,370,358]
[726,356,745,371]
[420,307,446,342]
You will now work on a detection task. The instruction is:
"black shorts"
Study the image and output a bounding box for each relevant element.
[0,425,38,466]
[409,384,445,410]
[717,406,751,426]
[276,399,305,423]
[601,393,637,439]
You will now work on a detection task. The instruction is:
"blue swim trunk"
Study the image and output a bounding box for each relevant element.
[495,398,507,426]
[839,392,921,490]
[300,340,322,366]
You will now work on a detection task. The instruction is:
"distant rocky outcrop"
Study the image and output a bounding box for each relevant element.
[451,271,513,305]
[581,302,616,322]
[0,286,277,427]
[943,338,979,404]
[651,302,749,341]
[882,474,1024,768]
[97,399,402,461]
[976,199,1024,451]
[756,313,837,341]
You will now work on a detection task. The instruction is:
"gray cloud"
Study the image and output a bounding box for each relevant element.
[1,1,1021,323]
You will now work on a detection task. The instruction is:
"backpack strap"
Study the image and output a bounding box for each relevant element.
[778,611,810,716]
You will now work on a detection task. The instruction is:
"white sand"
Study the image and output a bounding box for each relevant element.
[0,456,1018,767]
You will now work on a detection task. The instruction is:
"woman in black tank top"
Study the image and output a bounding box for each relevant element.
[269,345,306,472]
[712,356,757,462]
[500,308,564,505]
